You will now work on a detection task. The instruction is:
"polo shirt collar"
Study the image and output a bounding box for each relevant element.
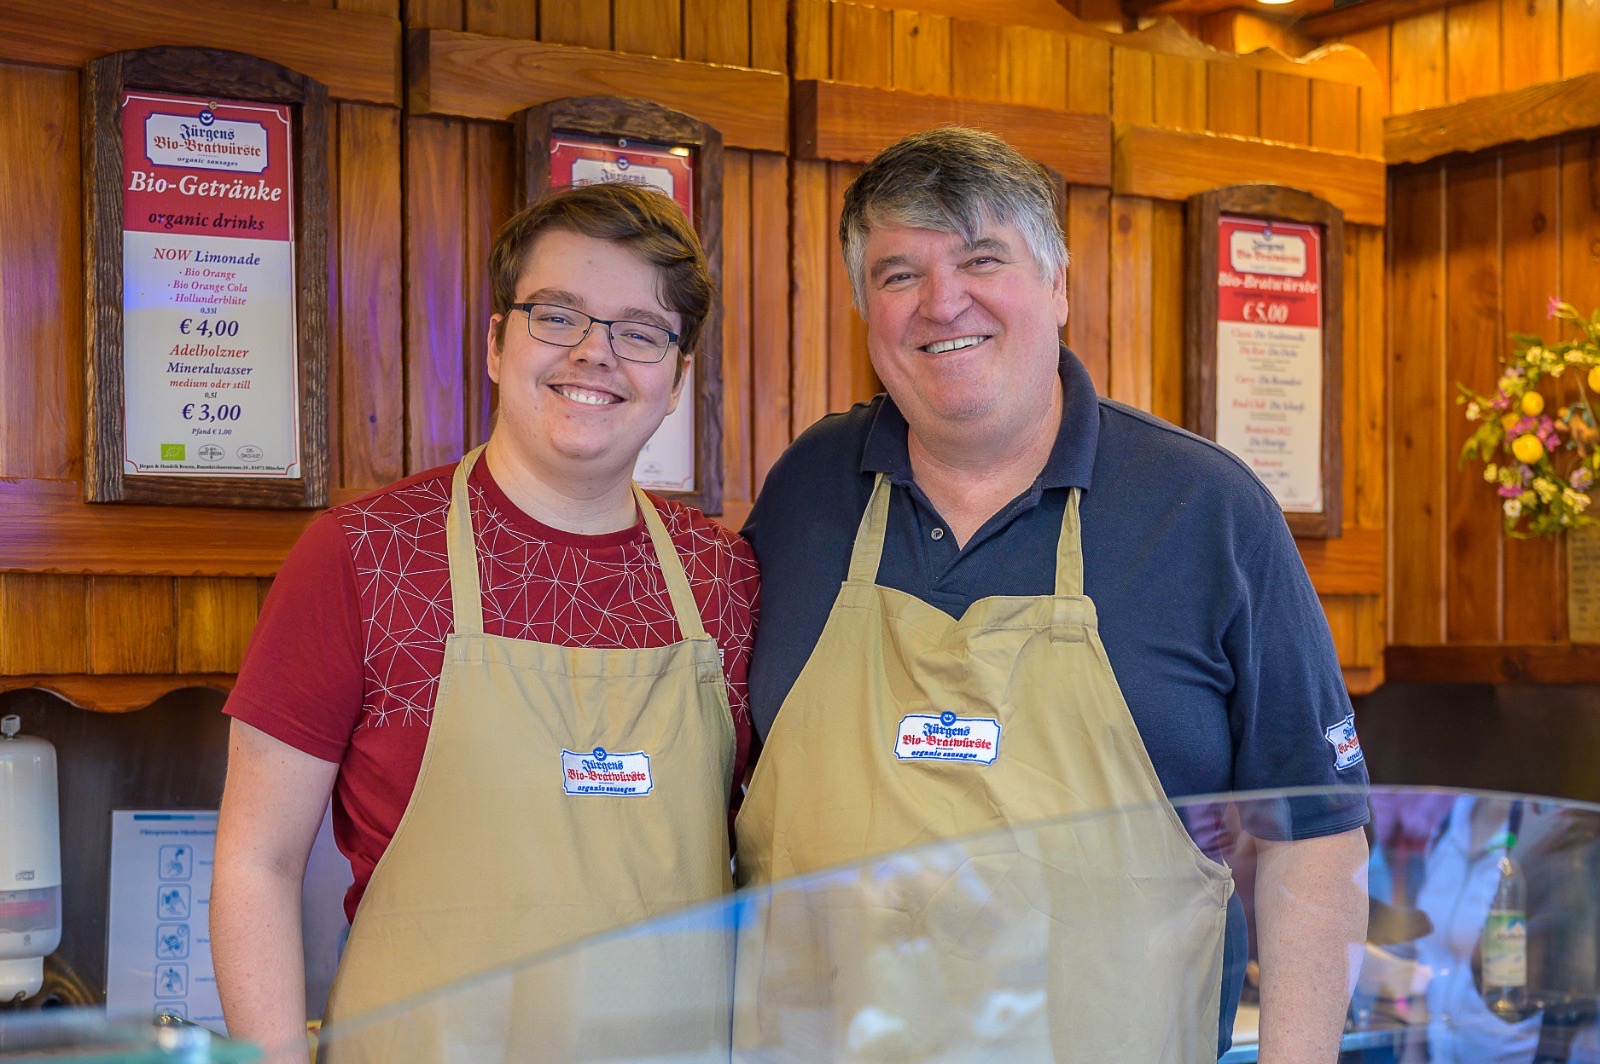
[861,345,1100,492]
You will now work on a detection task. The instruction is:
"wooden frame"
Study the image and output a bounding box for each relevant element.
[83,46,329,508]
[516,97,724,514]
[1186,184,1344,539]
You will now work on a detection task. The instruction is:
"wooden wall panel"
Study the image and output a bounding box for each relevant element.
[749,0,786,71]
[832,3,892,85]
[0,63,81,481]
[336,103,405,489]
[826,164,877,413]
[0,576,88,674]
[721,151,754,512]
[749,152,792,491]
[1151,54,1205,132]
[1565,0,1600,76]
[793,0,830,80]
[1206,63,1257,138]
[1002,24,1067,109]
[1111,46,1155,124]
[891,11,951,95]
[1389,10,1446,114]
[403,116,468,473]
[1560,132,1600,313]
[1500,142,1563,642]
[87,578,176,674]
[614,0,683,58]
[1148,199,1185,427]
[1066,35,1112,114]
[1390,164,1447,645]
[174,578,257,673]
[950,20,1004,101]
[1309,80,1360,153]
[540,0,607,49]
[1107,196,1153,410]
[1501,0,1560,92]
[790,160,832,436]
[1442,154,1503,643]
[468,0,537,38]
[686,0,748,64]
[1066,186,1112,394]
[1257,71,1309,146]
[462,121,514,450]
[1350,227,1386,531]
[1444,0,1502,103]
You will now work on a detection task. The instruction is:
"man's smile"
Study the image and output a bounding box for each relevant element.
[550,382,624,406]
[920,335,991,354]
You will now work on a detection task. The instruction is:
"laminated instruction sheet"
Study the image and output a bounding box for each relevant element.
[105,810,226,1032]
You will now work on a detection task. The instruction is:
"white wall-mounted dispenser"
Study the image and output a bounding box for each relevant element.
[0,714,62,1002]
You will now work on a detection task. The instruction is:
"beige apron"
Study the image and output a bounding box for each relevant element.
[733,475,1232,1063]
[320,446,735,1063]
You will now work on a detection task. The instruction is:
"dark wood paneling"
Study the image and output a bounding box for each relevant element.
[0,0,401,105]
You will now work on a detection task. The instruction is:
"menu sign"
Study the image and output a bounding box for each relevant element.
[1213,216,1324,512]
[119,91,300,478]
[550,133,697,493]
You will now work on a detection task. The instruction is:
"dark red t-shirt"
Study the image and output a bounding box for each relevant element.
[225,459,759,920]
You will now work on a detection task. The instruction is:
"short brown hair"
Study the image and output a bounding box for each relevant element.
[489,182,715,363]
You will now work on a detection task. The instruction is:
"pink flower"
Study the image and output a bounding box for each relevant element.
[1499,483,1523,498]
[1550,296,1563,318]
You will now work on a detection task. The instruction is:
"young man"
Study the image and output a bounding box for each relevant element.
[211,182,757,1062]
[736,127,1367,1062]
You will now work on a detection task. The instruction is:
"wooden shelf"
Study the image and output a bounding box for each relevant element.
[1385,72,1600,166]
[408,29,788,153]
[792,79,1113,187]
[0,0,400,106]
[1114,123,1387,225]
[0,673,234,713]
[1386,644,1600,685]
[0,478,366,577]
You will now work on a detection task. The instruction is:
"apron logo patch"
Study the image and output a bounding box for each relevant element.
[1324,714,1364,771]
[894,711,1001,765]
[561,746,653,796]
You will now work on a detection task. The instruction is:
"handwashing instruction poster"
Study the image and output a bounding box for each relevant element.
[105,810,226,1033]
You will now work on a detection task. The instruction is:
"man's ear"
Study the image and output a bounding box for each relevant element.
[666,351,690,415]
[487,316,505,384]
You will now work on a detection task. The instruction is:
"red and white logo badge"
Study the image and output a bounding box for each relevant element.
[1324,714,1363,771]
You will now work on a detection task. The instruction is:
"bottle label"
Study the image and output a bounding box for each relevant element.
[1483,912,1528,986]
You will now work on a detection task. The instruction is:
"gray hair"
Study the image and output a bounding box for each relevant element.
[839,127,1069,313]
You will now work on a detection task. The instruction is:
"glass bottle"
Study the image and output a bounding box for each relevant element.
[1481,822,1529,1023]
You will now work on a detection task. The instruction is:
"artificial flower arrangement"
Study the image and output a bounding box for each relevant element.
[1458,301,1600,538]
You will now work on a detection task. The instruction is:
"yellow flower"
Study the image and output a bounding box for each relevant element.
[1522,392,1546,416]
[1502,412,1520,431]
[1484,463,1499,482]
[1511,434,1545,464]
[1589,366,1600,392]
[1534,477,1558,502]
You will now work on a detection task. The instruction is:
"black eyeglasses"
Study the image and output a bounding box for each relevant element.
[509,302,680,364]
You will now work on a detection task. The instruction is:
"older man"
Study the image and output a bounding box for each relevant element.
[736,127,1367,1061]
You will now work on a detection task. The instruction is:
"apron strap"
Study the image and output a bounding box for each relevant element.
[846,474,892,584]
[1055,488,1085,598]
[445,445,488,637]
[633,484,710,642]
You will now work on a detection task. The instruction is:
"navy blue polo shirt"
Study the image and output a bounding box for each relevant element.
[742,347,1369,1055]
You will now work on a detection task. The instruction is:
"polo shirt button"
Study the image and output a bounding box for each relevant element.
[930,527,945,541]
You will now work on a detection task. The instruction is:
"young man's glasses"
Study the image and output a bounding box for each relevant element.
[510,302,680,364]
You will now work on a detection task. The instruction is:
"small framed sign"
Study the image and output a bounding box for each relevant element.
[517,97,723,514]
[1186,185,1343,539]
[83,47,329,508]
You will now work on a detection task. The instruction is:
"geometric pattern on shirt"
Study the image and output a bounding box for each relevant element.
[340,469,756,731]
